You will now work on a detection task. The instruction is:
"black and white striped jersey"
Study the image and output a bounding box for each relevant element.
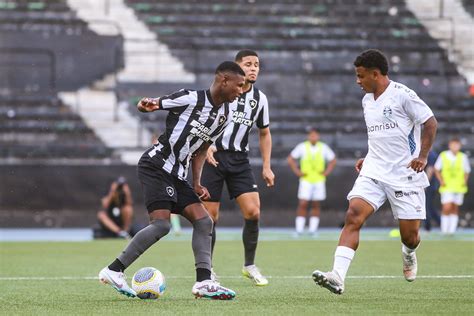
[214,85,269,152]
[146,89,230,180]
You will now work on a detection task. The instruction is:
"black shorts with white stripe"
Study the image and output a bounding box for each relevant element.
[137,153,201,214]
[201,151,258,202]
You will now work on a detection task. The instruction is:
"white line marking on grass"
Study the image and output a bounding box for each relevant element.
[0,275,472,281]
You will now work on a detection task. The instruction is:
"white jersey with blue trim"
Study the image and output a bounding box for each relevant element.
[359,81,434,187]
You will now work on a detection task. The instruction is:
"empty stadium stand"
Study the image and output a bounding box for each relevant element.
[123,0,472,159]
[0,95,114,161]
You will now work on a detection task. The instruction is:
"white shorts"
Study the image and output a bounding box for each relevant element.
[440,192,464,205]
[298,180,326,201]
[347,176,426,220]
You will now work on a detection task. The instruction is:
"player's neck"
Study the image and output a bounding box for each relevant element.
[208,86,224,107]
[242,82,252,93]
[373,77,390,100]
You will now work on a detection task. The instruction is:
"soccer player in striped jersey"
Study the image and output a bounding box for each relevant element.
[99,61,245,300]
[312,49,437,294]
[201,50,274,286]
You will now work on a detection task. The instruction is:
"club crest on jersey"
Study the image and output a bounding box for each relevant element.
[166,186,174,197]
[218,114,227,125]
[383,105,392,119]
[249,99,257,109]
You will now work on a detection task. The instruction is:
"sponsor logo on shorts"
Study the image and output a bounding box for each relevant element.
[415,205,422,212]
[252,184,258,189]
[395,190,419,198]
[166,186,174,197]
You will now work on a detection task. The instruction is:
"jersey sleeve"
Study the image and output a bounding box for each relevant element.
[323,143,336,161]
[434,154,443,170]
[463,154,471,173]
[401,90,434,125]
[158,89,194,111]
[256,93,270,129]
[290,143,304,159]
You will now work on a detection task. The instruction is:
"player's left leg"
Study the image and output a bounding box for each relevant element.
[399,219,421,282]
[309,201,321,235]
[236,192,268,286]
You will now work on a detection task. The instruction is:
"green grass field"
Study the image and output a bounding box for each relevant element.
[1,231,473,315]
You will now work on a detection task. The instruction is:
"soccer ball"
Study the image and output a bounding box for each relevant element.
[132,267,166,299]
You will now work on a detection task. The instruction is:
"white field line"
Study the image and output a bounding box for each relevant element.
[0,275,472,281]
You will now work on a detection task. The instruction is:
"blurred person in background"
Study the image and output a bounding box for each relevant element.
[424,150,440,232]
[435,138,470,235]
[287,127,336,237]
[95,176,134,239]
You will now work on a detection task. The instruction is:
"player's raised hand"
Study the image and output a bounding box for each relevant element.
[206,146,218,167]
[194,184,211,200]
[407,157,427,173]
[137,97,160,112]
[355,158,364,173]
[262,167,275,187]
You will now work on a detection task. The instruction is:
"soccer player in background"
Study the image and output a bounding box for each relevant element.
[312,49,437,294]
[201,50,274,286]
[99,61,245,300]
[434,137,470,235]
[287,127,336,236]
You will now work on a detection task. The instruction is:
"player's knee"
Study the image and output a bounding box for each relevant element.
[243,204,260,220]
[193,215,214,234]
[150,219,171,239]
[299,200,309,209]
[345,207,365,229]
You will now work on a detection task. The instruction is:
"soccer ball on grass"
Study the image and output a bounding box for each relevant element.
[131,267,166,299]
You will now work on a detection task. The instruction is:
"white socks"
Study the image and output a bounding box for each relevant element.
[296,216,320,234]
[448,214,459,234]
[441,214,459,234]
[332,246,355,281]
[402,243,417,255]
[441,215,449,234]
[295,216,305,234]
[309,216,320,233]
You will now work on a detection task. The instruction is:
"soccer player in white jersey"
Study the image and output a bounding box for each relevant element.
[312,49,438,294]
[98,61,245,300]
[201,50,274,286]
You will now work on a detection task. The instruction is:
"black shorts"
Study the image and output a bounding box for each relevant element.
[137,154,201,214]
[201,151,258,202]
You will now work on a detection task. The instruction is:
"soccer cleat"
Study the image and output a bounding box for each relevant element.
[242,265,269,286]
[210,268,220,283]
[402,251,418,282]
[312,270,344,295]
[192,280,236,300]
[99,267,136,298]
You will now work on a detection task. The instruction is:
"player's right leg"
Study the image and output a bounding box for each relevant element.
[399,219,421,282]
[313,176,382,294]
[99,158,174,298]
[181,202,235,300]
[295,200,308,236]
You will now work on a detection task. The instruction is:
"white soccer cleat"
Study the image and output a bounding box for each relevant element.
[192,280,236,300]
[312,270,344,295]
[210,268,220,283]
[99,267,136,298]
[402,251,418,282]
[242,265,269,286]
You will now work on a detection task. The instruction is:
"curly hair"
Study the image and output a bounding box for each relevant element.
[353,49,389,75]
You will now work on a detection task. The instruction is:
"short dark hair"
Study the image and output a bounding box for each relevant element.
[353,49,389,75]
[215,61,245,76]
[306,126,319,134]
[449,137,461,143]
[235,49,258,62]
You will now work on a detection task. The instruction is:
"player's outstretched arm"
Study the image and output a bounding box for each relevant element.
[137,97,160,112]
[407,116,437,173]
[191,143,211,200]
[258,127,274,186]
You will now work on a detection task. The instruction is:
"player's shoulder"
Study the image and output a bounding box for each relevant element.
[253,86,268,103]
[390,81,419,100]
